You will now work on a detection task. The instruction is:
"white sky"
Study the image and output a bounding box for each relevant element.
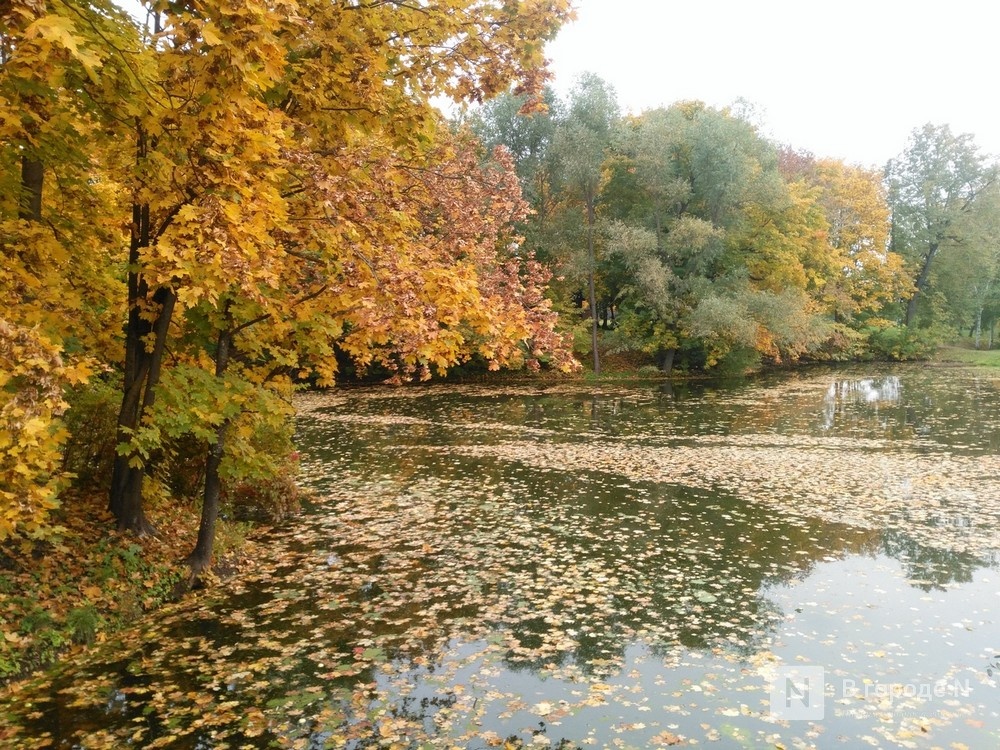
[544,0,1000,168]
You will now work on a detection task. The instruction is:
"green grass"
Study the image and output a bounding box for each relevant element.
[933,344,1000,367]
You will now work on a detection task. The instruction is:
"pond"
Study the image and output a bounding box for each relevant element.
[3,363,1000,749]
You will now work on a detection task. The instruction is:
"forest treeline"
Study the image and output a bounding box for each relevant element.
[472,76,1000,376]
[2,1,999,578]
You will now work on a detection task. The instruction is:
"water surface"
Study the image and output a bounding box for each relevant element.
[3,364,1000,748]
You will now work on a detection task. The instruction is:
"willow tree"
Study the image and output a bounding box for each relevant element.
[550,73,619,374]
[602,102,836,372]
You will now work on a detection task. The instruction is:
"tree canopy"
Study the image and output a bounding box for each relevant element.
[475,82,999,373]
[1,0,575,561]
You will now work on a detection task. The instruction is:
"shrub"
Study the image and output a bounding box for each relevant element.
[864,323,940,360]
[223,472,303,524]
[714,346,762,377]
[66,604,101,645]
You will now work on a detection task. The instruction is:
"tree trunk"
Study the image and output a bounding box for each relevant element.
[905,241,939,327]
[186,327,234,576]
[19,156,43,221]
[109,278,175,533]
[109,125,174,535]
[974,307,983,350]
[587,198,600,375]
[659,347,676,375]
[186,421,229,576]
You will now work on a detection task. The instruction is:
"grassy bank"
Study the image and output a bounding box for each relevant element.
[0,491,266,683]
[932,344,1000,368]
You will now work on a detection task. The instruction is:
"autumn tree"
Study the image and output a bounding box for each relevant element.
[100,0,575,571]
[808,159,909,322]
[1,0,139,539]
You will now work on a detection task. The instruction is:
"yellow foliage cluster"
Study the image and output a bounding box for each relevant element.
[2,0,577,544]
[0,319,90,541]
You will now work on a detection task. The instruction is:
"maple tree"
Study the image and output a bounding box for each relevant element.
[96,0,576,571]
[1,0,137,539]
[2,0,576,565]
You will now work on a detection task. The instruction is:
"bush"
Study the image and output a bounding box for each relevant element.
[714,346,762,377]
[808,323,867,362]
[864,323,940,360]
[210,401,303,523]
[223,472,303,524]
[636,364,664,377]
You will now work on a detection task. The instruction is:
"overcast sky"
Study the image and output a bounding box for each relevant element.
[544,0,1000,168]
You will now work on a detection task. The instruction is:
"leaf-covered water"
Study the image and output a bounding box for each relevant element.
[4,364,1000,748]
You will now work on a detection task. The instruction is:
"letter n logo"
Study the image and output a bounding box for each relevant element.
[770,666,825,720]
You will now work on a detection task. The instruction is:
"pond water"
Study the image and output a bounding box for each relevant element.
[4,364,1000,749]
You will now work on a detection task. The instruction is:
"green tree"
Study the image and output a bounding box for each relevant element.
[886,123,997,327]
[932,183,1000,346]
[605,103,831,373]
[550,73,619,374]
[471,88,561,230]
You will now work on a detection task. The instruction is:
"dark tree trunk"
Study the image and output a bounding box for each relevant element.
[186,327,234,576]
[19,156,43,221]
[905,241,939,327]
[659,347,676,375]
[108,283,174,535]
[109,125,174,535]
[587,197,600,375]
[186,420,229,576]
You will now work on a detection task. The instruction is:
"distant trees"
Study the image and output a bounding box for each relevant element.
[476,86,942,372]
